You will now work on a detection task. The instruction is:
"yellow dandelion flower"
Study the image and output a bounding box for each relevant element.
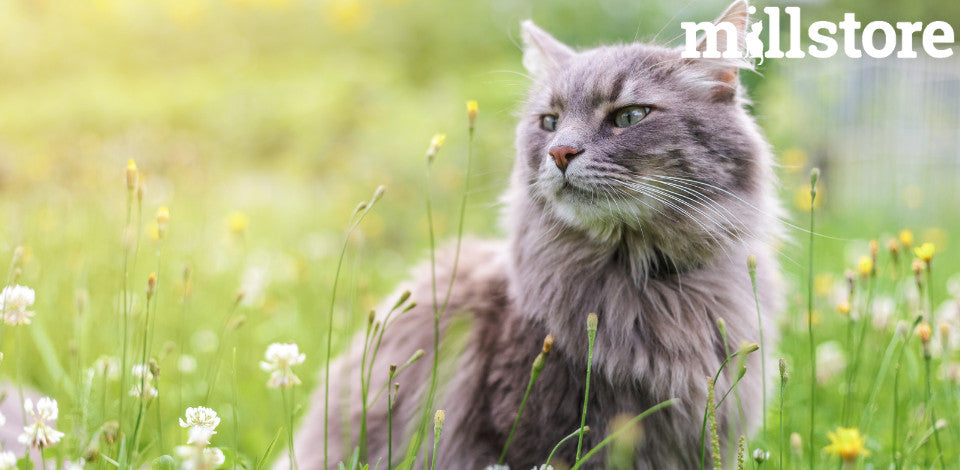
[228,211,249,235]
[781,148,808,173]
[898,229,914,248]
[325,0,370,32]
[793,185,824,212]
[914,242,935,263]
[836,301,851,316]
[823,427,870,463]
[814,273,834,297]
[857,256,873,278]
[126,159,138,191]
[156,206,170,225]
[466,100,479,127]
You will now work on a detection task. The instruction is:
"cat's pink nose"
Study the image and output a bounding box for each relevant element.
[549,146,582,173]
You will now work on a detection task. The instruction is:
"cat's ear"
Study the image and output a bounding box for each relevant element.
[681,0,752,100]
[521,20,574,77]
[696,0,750,60]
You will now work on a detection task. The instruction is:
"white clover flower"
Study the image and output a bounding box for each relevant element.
[871,296,896,331]
[0,451,14,470]
[752,448,770,463]
[947,274,960,300]
[175,445,225,470]
[63,458,85,470]
[93,356,121,381]
[180,406,220,444]
[260,342,306,388]
[179,354,198,374]
[816,341,846,384]
[187,427,215,447]
[129,364,158,399]
[18,397,65,449]
[1,284,36,325]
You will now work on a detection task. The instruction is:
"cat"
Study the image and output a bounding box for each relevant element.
[285,1,782,468]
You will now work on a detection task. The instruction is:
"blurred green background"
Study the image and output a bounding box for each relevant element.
[1,0,959,467]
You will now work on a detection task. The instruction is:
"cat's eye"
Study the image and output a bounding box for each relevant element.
[540,114,559,132]
[613,106,650,128]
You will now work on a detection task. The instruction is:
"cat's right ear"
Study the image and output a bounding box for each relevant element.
[521,20,574,77]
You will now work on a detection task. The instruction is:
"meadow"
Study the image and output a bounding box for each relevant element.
[1,0,959,469]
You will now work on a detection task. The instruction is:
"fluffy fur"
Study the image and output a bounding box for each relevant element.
[288,1,783,468]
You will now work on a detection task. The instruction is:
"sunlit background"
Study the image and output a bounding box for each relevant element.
[0,0,958,465]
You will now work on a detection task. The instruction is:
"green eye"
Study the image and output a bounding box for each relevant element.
[540,114,558,132]
[613,106,650,128]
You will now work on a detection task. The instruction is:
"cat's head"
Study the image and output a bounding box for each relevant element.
[513,0,775,264]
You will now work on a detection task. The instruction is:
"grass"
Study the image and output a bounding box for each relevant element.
[2,1,960,469]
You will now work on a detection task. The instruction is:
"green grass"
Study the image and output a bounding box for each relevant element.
[2,1,960,469]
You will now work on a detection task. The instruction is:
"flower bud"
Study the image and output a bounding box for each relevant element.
[542,334,554,354]
[126,159,138,191]
[146,273,157,300]
[587,312,598,332]
[466,100,479,131]
[426,133,446,163]
[372,185,386,204]
[916,322,932,343]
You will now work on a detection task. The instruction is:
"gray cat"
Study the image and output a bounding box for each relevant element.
[286,1,782,468]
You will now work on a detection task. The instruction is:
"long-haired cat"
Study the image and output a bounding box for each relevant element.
[286,1,782,468]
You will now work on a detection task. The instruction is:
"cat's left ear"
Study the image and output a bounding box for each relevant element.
[521,20,575,77]
[680,0,752,100]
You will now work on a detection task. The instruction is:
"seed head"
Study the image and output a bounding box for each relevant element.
[809,167,820,191]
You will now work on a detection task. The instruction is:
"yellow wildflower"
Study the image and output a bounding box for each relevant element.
[466,100,478,131]
[823,427,870,463]
[836,301,851,316]
[126,159,138,191]
[916,322,932,343]
[857,256,873,278]
[793,185,824,212]
[781,148,808,173]
[228,211,249,235]
[914,242,935,263]
[898,229,914,248]
[426,133,446,163]
[814,273,833,297]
